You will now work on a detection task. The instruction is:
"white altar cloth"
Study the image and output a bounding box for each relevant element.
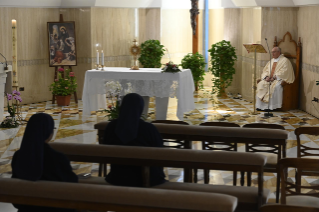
[82,68,195,120]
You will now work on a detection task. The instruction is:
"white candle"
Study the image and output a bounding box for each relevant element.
[96,50,99,64]
[101,50,104,66]
[12,19,18,87]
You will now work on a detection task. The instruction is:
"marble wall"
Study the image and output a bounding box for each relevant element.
[298,6,319,117]
[91,8,136,68]
[139,8,161,43]
[59,8,92,99]
[0,7,161,103]
[203,8,261,101]
[161,9,193,64]
[0,8,59,104]
[240,8,262,101]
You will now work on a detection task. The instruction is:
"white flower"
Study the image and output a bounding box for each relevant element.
[105,81,123,97]
[124,83,133,95]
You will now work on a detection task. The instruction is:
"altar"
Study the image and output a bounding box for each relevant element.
[82,68,195,120]
[0,64,12,122]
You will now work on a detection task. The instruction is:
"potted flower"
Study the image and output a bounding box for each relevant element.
[181,52,206,91]
[138,40,166,68]
[49,68,77,106]
[0,90,22,128]
[208,40,237,96]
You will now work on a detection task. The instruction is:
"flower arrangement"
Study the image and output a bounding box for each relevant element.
[49,68,77,96]
[104,81,133,120]
[162,61,181,73]
[0,90,22,128]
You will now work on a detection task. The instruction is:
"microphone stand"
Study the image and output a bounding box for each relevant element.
[264,38,273,117]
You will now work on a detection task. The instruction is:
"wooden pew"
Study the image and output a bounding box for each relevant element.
[95,122,288,162]
[50,143,270,211]
[0,178,237,212]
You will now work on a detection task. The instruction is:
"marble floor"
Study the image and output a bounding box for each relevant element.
[1,88,319,209]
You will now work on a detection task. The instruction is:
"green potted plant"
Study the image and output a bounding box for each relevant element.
[208,40,237,96]
[49,68,77,106]
[181,52,206,91]
[138,40,165,68]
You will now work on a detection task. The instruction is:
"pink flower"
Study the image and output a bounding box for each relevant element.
[12,90,18,95]
[7,94,12,100]
[166,63,169,65]
[65,87,69,89]
[108,105,112,109]
[55,79,58,82]
[69,72,75,77]
[58,68,64,72]
[16,91,21,96]
[13,95,18,101]
[16,96,22,102]
[172,65,176,67]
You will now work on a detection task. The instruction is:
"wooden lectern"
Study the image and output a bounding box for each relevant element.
[243,44,267,115]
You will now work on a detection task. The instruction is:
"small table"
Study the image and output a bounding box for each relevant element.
[82,68,195,120]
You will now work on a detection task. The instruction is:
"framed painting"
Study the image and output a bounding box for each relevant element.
[47,21,77,67]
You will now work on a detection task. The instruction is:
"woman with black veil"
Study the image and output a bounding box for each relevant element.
[103,93,166,187]
[11,113,78,212]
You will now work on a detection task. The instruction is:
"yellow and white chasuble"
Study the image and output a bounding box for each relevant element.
[256,55,294,110]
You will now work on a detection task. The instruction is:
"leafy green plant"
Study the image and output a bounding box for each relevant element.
[181,52,206,90]
[138,40,165,68]
[208,40,237,95]
[49,68,77,96]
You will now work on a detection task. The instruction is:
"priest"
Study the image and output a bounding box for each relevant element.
[256,47,295,110]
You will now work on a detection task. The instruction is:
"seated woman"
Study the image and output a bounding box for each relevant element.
[103,93,166,187]
[11,113,78,212]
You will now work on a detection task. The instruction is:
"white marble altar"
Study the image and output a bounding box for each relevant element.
[0,64,12,122]
[82,68,195,120]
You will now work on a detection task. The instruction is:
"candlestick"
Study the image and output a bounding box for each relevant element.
[101,50,104,66]
[12,19,18,87]
[96,50,99,65]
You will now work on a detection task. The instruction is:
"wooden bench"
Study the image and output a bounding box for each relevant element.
[95,122,288,162]
[50,142,270,211]
[0,178,237,212]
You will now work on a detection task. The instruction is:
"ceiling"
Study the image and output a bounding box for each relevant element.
[0,0,319,8]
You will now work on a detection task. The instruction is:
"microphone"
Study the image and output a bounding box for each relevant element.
[0,53,8,70]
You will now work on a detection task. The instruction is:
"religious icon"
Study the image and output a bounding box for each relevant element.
[47,21,77,67]
[130,39,141,70]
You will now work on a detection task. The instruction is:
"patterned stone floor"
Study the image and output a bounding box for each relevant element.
[1,88,319,206]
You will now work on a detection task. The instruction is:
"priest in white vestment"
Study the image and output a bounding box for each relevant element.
[256,47,295,110]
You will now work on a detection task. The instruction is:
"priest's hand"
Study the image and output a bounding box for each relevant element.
[281,80,287,87]
[270,77,275,82]
[265,77,270,82]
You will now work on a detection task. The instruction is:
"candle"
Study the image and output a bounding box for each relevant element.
[101,50,104,66]
[96,50,99,64]
[12,19,18,87]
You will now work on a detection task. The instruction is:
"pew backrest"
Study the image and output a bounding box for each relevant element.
[0,178,238,212]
